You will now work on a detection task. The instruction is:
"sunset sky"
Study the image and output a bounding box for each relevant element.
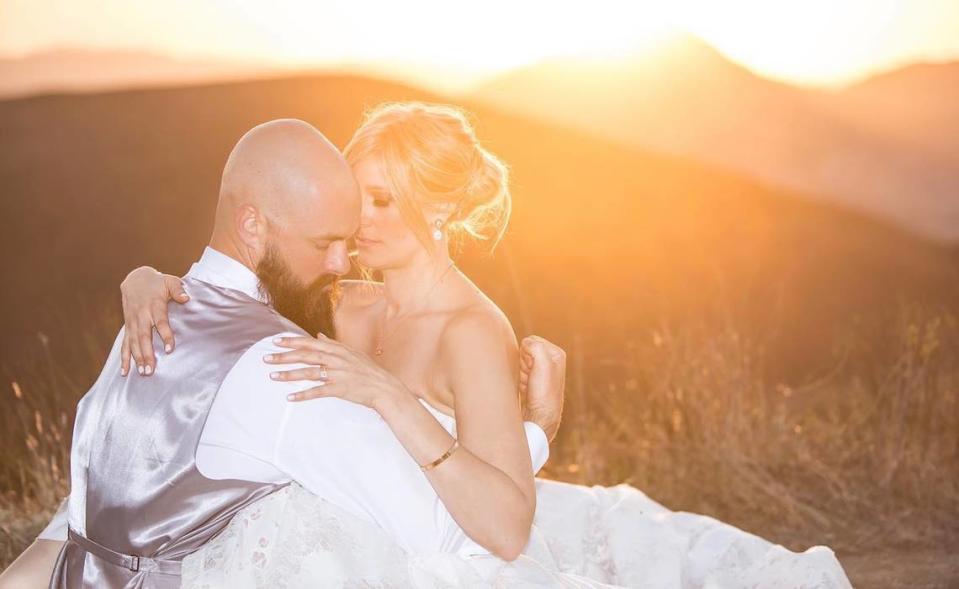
[2,0,958,91]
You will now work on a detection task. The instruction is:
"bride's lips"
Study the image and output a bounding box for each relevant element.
[355,235,381,248]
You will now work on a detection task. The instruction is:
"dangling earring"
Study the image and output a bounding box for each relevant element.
[432,218,444,241]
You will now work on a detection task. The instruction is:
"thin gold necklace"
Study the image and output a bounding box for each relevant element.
[374,260,456,356]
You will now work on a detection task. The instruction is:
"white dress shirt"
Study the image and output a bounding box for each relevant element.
[41,247,550,558]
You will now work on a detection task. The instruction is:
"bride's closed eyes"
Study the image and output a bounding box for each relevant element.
[368,188,393,208]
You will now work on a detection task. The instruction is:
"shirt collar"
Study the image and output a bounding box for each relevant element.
[185,246,269,304]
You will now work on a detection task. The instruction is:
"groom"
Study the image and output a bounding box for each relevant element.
[0,119,566,588]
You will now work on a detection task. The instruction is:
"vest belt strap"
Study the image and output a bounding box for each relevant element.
[67,527,182,576]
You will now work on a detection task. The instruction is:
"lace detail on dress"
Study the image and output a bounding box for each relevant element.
[183,466,853,588]
[534,481,618,582]
[182,484,413,588]
[183,479,852,588]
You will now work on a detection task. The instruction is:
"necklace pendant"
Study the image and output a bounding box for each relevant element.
[375,347,383,356]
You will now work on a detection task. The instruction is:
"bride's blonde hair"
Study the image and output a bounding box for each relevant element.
[343,102,511,251]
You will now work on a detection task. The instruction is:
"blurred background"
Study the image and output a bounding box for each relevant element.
[1,1,958,586]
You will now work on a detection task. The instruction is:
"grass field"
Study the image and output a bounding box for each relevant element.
[2,302,956,587]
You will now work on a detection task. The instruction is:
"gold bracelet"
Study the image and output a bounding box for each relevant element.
[420,439,459,471]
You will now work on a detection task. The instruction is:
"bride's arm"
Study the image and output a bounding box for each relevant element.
[267,314,537,561]
[426,312,537,559]
[117,267,189,377]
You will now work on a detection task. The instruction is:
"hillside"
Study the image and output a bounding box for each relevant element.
[823,61,959,166]
[472,35,959,242]
[0,73,956,380]
[0,48,281,99]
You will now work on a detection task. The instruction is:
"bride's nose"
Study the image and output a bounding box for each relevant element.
[359,199,375,228]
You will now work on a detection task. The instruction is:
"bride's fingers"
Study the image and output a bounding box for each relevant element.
[163,275,190,304]
[120,332,131,376]
[268,366,331,383]
[129,321,144,375]
[273,335,345,355]
[286,383,335,402]
[136,315,156,375]
[263,349,333,366]
[154,314,175,354]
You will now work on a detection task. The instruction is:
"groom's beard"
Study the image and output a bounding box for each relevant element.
[256,245,340,337]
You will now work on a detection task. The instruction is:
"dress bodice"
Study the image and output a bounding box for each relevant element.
[416,397,457,432]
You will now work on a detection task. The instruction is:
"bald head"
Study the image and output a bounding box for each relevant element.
[209,119,359,273]
[216,119,357,237]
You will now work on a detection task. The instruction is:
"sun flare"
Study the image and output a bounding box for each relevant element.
[1,0,957,90]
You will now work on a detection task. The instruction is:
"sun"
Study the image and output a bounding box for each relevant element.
[667,0,921,86]
[245,1,680,73]
[243,0,916,90]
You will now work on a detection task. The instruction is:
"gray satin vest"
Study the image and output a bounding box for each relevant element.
[51,277,304,588]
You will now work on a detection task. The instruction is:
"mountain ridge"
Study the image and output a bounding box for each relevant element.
[1,72,957,380]
[471,37,959,242]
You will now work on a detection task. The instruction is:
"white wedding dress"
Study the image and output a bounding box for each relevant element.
[181,402,852,589]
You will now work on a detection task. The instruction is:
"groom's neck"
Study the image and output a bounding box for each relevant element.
[209,234,257,273]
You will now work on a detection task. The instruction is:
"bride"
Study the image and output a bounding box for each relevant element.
[114,102,851,588]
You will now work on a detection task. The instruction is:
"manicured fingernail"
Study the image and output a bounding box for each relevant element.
[286,394,297,401]
[121,368,128,376]
[144,365,153,375]
[137,365,144,375]
[273,337,283,344]
[263,354,274,362]
[270,372,279,379]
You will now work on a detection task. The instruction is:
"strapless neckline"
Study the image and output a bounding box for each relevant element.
[416,397,455,424]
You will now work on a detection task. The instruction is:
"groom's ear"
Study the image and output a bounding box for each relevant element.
[235,204,266,251]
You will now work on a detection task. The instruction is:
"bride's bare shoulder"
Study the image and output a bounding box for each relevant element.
[440,297,517,357]
[435,297,519,403]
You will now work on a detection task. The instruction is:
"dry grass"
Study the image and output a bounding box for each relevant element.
[1,306,958,587]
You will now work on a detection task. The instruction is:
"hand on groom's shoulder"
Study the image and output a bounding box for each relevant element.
[519,335,566,443]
